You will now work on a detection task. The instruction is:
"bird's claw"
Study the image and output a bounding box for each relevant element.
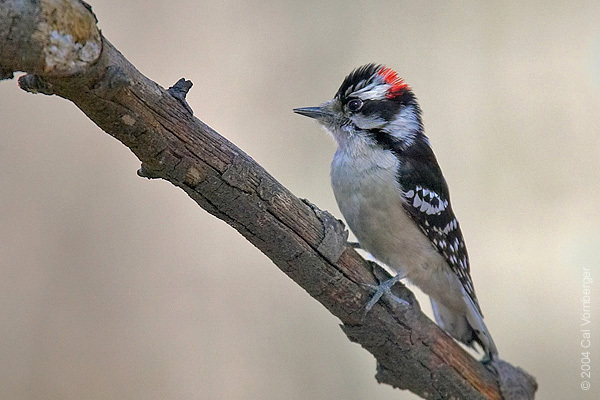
[362,274,409,314]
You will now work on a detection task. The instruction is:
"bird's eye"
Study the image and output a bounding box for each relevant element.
[347,98,363,112]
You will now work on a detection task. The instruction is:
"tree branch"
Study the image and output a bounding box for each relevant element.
[0,1,537,399]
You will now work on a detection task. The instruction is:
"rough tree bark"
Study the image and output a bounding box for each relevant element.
[0,1,537,399]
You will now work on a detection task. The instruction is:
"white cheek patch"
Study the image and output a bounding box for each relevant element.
[351,114,386,130]
[383,105,421,145]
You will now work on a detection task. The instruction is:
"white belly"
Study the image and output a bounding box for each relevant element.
[328,137,494,354]
[331,145,446,285]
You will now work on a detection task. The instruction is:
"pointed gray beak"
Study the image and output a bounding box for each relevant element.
[293,106,334,124]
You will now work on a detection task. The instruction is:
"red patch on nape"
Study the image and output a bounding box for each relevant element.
[378,67,410,98]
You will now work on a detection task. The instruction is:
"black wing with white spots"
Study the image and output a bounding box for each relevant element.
[395,139,481,312]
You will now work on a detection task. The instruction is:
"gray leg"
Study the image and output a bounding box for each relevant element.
[363,272,409,313]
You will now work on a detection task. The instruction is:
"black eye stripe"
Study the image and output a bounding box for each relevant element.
[359,99,399,121]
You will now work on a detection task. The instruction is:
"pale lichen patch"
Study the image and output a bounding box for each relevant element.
[44,30,100,72]
[184,165,207,187]
[121,114,136,126]
[33,0,102,75]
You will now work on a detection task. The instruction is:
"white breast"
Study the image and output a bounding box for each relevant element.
[330,139,445,283]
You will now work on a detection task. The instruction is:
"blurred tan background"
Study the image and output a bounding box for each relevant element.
[1,1,599,399]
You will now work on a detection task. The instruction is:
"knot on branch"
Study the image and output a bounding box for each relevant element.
[18,74,55,95]
[0,70,14,81]
[168,78,194,114]
[137,162,164,180]
[493,359,538,400]
[301,198,348,264]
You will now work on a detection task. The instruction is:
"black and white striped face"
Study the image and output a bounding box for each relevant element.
[332,64,423,147]
[294,64,423,150]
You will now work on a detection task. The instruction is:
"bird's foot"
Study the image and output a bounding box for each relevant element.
[362,273,408,314]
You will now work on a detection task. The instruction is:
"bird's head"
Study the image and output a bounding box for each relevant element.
[294,64,423,150]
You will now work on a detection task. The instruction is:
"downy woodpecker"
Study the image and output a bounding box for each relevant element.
[294,64,498,360]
